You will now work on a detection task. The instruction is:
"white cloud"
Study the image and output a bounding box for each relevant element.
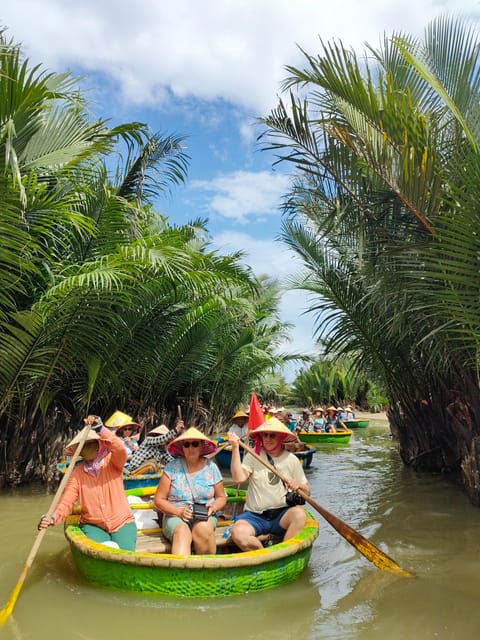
[192,170,291,223]
[211,229,295,275]
[3,0,478,114]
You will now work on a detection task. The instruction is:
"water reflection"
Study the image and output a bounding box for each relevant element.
[2,417,480,639]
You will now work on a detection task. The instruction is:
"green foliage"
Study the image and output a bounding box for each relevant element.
[260,15,480,478]
[287,355,374,409]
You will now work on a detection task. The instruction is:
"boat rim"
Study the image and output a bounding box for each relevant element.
[64,513,319,570]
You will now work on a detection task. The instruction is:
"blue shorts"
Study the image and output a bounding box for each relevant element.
[235,508,289,536]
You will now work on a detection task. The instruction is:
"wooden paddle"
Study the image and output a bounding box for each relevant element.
[0,424,93,626]
[237,440,414,578]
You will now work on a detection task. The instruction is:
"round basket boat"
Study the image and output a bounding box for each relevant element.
[58,460,163,491]
[122,470,162,490]
[297,430,352,445]
[344,419,369,428]
[64,512,319,598]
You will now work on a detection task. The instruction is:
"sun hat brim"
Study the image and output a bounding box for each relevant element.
[149,424,170,436]
[116,424,141,435]
[105,410,141,431]
[167,427,218,457]
[250,417,297,443]
[231,411,248,420]
[64,429,99,456]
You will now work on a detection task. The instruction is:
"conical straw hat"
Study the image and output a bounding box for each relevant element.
[167,427,217,457]
[250,417,297,443]
[105,410,141,433]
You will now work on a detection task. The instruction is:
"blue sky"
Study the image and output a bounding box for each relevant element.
[2,0,478,380]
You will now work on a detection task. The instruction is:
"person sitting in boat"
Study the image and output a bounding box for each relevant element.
[228,410,249,439]
[275,408,293,429]
[295,409,313,433]
[325,406,338,432]
[128,419,185,474]
[105,410,142,469]
[227,418,311,551]
[37,415,137,550]
[312,407,326,432]
[154,427,227,556]
[336,406,346,421]
[276,409,306,451]
[345,405,356,420]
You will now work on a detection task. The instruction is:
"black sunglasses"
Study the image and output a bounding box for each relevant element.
[182,441,200,448]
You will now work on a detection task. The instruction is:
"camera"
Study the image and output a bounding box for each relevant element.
[285,491,306,507]
[191,502,209,521]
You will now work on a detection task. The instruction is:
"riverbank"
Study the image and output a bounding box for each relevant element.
[354,410,388,423]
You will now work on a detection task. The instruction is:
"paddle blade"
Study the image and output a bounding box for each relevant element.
[305,495,414,578]
[0,600,13,626]
[248,392,264,431]
[0,559,31,626]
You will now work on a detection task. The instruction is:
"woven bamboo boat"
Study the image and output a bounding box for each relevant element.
[57,460,163,490]
[297,430,352,445]
[64,488,318,597]
[122,470,162,489]
[344,419,369,428]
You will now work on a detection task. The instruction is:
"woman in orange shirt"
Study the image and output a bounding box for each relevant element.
[37,415,136,550]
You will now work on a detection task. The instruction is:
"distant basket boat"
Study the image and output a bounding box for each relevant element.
[57,460,162,490]
[293,444,316,468]
[63,509,319,597]
[344,419,369,428]
[297,430,352,445]
[214,438,316,469]
[122,470,162,490]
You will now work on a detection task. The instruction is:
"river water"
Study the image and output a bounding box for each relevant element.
[1,416,480,640]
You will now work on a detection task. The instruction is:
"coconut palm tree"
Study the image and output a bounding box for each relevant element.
[260,15,480,503]
[0,35,290,484]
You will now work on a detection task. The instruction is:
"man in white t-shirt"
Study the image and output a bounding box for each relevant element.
[228,418,311,551]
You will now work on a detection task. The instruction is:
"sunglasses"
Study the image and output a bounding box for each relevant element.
[182,441,201,448]
[261,433,278,439]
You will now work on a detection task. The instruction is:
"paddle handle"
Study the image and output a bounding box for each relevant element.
[206,440,230,459]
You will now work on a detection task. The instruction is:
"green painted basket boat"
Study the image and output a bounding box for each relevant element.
[297,430,352,445]
[215,438,316,470]
[58,459,163,491]
[344,419,369,428]
[64,512,318,598]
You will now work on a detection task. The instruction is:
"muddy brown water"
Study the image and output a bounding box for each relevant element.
[1,416,480,640]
